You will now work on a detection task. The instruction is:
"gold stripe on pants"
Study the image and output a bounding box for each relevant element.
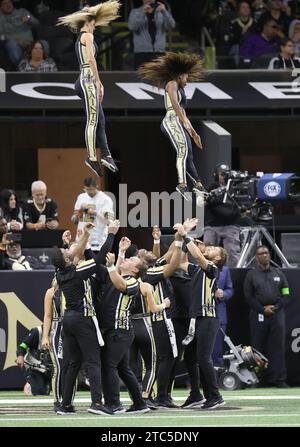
[162,113,188,184]
[80,69,99,160]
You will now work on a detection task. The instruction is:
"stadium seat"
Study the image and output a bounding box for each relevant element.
[22,248,55,269]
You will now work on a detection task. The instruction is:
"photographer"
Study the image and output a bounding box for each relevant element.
[204,163,241,267]
[128,0,175,70]
[16,325,52,396]
[244,245,290,388]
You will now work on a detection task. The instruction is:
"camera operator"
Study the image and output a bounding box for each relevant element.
[128,0,175,70]
[204,163,241,267]
[16,325,52,395]
[244,245,290,388]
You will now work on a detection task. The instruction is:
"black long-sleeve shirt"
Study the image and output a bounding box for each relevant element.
[244,265,290,314]
[16,326,41,357]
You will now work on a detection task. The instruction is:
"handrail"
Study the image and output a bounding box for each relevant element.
[200,26,215,49]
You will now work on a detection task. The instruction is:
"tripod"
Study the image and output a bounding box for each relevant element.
[237,226,293,268]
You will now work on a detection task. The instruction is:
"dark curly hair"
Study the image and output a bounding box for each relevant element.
[138,52,204,88]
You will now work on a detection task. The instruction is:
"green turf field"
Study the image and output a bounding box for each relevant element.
[0,388,300,427]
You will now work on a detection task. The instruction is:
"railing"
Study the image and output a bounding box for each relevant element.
[200,27,216,69]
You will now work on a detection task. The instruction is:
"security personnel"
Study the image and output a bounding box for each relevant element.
[244,245,290,388]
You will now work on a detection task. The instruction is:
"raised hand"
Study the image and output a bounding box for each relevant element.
[106,252,115,267]
[83,222,94,235]
[119,236,131,252]
[108,219,120,235]
[183,218,198,233]
[152,225,161,240]
[62,230,72,245]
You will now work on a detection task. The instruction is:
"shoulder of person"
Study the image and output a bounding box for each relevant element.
[83,32,94,42]
[76,192,88,200]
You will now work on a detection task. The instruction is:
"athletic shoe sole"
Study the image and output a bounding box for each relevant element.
[201,400,226,410]
[112,408,126,414]
[155,404,179,410]
[126,407,151,414]
[100,158,118,173]
[85,160,103,177]
[56,410,76,415]
[182,400,206,409]
[87,408,113,415]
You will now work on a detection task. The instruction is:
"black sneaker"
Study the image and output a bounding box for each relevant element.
[181,395,206,409]
[176,184,192,201]
[155,397,179,409]
[85,159,103,177]
[108,405,126,414]
[144,398,159,410]
[53,401,61,413]
[201,397,225,410]
[100,156,118,173]
[57,404,76,415]
[125,403,150,414]
[88,403,114,415]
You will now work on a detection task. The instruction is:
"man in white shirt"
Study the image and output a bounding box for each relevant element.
[71,177,114,252]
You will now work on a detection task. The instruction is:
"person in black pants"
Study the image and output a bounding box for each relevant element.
[244,245,290,388]
[137,226,184,408]
[98,251,168,414]
[52,223,114,415]
[58,1,120,177]
[179,221,228,410]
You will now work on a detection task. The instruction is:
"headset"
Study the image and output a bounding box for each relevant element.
[213,162,231,182]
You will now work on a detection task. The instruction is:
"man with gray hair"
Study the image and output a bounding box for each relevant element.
[24,180,59,231]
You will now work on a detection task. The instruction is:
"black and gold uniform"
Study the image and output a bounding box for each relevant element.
[97,275,146,410]
[142,260,177,404]
[75,31,111,162]
[188,262,223,403]
[49,288,66,406]
[130,286,156,397]
[161,87,201,186]
[168,269,203,404]
[56,257,105,408]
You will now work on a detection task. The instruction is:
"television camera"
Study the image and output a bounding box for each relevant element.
[207,167,300,268]
[208,169,300,222]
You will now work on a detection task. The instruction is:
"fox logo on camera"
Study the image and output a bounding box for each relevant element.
[258,173,296,201]
[263,181,281,198]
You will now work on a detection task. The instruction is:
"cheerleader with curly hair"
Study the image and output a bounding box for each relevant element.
[58,1,120,177]
[139,52,207,199]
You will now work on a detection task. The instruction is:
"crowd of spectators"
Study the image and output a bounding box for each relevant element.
[1,0,300,72]
[206,0,300,68]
